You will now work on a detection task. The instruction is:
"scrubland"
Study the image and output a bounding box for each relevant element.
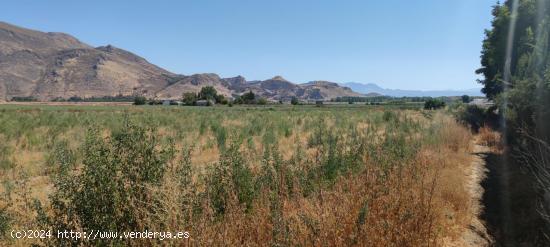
[0,105,477,246]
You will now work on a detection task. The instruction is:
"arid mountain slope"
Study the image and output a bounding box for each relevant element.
[0,22,362,101]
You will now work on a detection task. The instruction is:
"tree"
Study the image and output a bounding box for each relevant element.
[133,96,146,105]
[216,94,228,105]
[198,86,218,101]
[461,95,472,103]
[257,98,268,105]
[476,0,550,239]
[290,97,299,105]
[182,92,197,106]
[241,91,255,104]
[423,99,445,110]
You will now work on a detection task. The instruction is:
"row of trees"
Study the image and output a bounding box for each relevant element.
[477,0,550,243]
[182,86,269,106]
[182,86,228,105]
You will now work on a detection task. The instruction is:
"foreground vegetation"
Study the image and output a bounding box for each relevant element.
[0,104,475,246]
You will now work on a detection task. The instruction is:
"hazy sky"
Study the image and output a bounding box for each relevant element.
[3,0,496,90]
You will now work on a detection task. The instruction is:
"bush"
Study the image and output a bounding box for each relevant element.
[182,92,197,105]
[133,96,147,105]
[0,208,10,240]
[455,104,486,132]
[291,97,299,105]
[43,122,174,246]
[208,142,255,215]
[237,91,256,104]
[257,98,268,105]
[424,99,445,110]
[461,95,472,103]
[10,96,37,102]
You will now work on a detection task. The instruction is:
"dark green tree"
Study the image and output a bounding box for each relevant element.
[290,97,299,105]
[423,99,445,110]
[133,96,146,105]
[198,86,218,101]
[242,91,255,103]
[182,92,197,105]
[461,95,472,103]
[476,0,550,240]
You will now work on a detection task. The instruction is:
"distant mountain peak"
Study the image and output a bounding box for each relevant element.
[341,82,483,97]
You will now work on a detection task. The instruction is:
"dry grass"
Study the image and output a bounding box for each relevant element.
[478,126,503,151]
[0,106,478,246]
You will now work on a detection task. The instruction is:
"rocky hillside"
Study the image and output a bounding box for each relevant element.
[0,22,362,101]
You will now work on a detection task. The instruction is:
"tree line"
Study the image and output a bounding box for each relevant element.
[476,0,550,244]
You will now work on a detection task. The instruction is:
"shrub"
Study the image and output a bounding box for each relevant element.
[10,96,37,102]
[133,96,147,105]
[44,122,174,246]
[456,104,486,132]
[461,95,472,103]
[238,91,256,104]
[208,142,255,215]
[424,98,445,110]
[182,92,197,105]
[0,208,10,240]
[291,97,299,105]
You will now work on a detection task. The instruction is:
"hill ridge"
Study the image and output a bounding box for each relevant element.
[0,21,362,101]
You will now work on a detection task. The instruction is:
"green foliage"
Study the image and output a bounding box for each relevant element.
[216,94,228,105]
[198,86,218,101]
[0,208,10,240]
[356,200,369,226]
[455,105,487,132]
[461,95,472,103]
[211,122,227,150]
[208,142,255,215]
[52,95,136,102]
[182,92,198,105]
[257,98,268,105]
[45,121,173,246]
[133,96,147,105]
[291,97,299,105]
[0,104,464,246]
[234,91,256,104]
[0,141,15,171]
[9,96,37,102]
[424,99,445,110]
[477,0,550,237]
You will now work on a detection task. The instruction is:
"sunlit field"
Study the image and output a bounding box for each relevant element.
[0,104,476,246]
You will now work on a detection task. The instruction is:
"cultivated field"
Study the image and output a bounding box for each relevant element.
[0,104,476,246]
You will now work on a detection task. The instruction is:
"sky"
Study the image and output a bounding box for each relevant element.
[3,0,496,90]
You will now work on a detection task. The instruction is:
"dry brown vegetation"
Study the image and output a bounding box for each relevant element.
[0,105,478,246]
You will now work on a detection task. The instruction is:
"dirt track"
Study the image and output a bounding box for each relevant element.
[460,141,493,246]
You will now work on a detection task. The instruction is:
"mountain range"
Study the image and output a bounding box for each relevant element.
[0,21,484,101]
[341,82,483,97]
[0,21,362,101]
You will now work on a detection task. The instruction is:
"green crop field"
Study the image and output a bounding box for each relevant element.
[0,104,474,246]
